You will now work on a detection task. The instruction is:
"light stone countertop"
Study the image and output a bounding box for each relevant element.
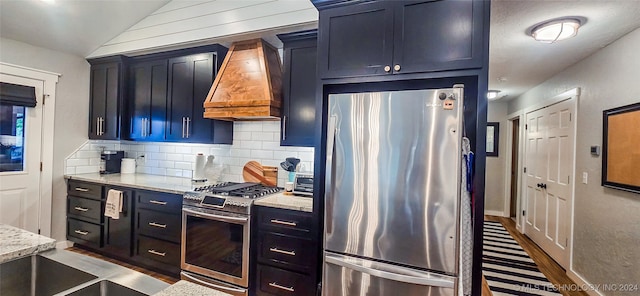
[0,224,56,263]
[153,280,234,296]
[64,173,218,195]
[254,192,313,213]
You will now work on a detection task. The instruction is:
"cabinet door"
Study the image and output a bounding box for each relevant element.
[129,60,168,141]
[392,0,484,73]
[103,187,133,257]
[318,1,394,79]
[166,56,194,142]
[281,39,317,147]
[89,62,121,139]
[188,53,216,143]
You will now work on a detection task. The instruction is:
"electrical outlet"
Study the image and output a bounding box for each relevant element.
[137,154,145,166]
[582,172,588,184]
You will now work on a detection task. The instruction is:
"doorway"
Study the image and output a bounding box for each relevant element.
[522,97,576,269]
[0,63,58,236]
[509,118,519,219]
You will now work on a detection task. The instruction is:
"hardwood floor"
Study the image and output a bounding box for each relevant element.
[65,246,179,284]
[484,216,589,296]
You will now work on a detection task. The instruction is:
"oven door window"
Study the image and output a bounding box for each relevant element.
[184,215,244,278]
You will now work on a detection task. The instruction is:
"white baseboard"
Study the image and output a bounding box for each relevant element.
[55,240,74,249]
[484,210,506,217]
[567,269,604,296]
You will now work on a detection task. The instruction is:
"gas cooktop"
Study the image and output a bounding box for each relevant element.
[183,182,281,215]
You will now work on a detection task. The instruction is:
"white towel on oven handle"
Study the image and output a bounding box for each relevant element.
[104,189,123,219]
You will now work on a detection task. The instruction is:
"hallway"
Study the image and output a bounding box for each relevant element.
[483,216,589,296]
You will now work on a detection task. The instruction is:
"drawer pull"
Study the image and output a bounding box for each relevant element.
[74,207,89,212]
[75,187,90,192]
[270,219,297,227]
[269,282,294,292]
[269,247,296,256]
[148,222,167,228]
[149,200,167,205]
[148,249,166,257]
[74,230,89,236]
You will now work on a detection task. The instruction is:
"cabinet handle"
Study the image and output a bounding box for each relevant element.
[96,119,100,136]
[384,65,391,73]
[282,116,287,141]
[269,282,294,292]
[269,247,296,256]
[74,230,89,236]
[182,117,186,138]
[394,64,401,71]
[148,222,167,228]
[141,118,146,137]
[186,117,191,138]
[75,187,90,192]
[149,200,167,205]
[147,249,166,257]
[99,117,104,136]
[74,206,89,212]
[270,219,297,227]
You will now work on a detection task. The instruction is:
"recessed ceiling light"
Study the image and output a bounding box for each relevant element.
[487,90,501,100]
[530,18,582,43]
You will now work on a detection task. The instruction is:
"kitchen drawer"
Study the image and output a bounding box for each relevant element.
[136,236,180,267]
[256,265,315,296]
[257,207,314,237]
[136,208,181,243]
[67,196,102,224]
[258,232,315,273]
[136,190,182,214]
[67,218,102,247]
[67,180,102,200]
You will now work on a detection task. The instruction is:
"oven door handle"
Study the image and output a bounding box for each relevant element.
[182,208,248,223]
[181,272,247,293]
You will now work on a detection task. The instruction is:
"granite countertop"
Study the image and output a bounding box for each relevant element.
[255,192,313,213]
[65,173,217,195]
[153,280,234,296]
[0,224,56,263]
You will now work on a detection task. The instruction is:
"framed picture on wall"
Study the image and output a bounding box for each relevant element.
[487,122,499,157]
[602,102,640,194]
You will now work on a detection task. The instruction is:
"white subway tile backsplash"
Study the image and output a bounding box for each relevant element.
[65,122,314,180]
[67,158,89,167]
[166,153,183,161]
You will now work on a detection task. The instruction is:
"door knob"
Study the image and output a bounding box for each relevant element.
[384,65,391,73]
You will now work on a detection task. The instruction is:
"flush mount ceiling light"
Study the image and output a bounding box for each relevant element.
[487,90,501,100]
[530,18,582,43]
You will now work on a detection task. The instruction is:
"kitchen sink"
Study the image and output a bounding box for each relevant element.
[0,255,98,296]
[66,280,147,296]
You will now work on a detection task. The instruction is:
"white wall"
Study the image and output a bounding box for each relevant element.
[508,28,640,295]
[0,38,90,242]
[484,101,508,214]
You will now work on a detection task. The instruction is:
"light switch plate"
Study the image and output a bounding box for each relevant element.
[582,172,588,184]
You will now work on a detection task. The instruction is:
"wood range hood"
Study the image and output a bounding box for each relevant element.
[203,39,283,121]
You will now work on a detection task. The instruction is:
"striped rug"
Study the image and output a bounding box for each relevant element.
[482,220,561,295]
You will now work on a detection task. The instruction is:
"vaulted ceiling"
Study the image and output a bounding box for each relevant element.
[1,0,639,101]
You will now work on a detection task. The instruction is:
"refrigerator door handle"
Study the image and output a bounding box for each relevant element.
[325,115,338,234]
[325,254,455,289]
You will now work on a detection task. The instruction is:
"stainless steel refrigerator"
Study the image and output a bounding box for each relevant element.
[323,86,464,296]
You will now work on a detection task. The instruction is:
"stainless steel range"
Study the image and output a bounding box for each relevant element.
[181,182,280,296]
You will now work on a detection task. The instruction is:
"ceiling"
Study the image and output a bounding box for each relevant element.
[0,0,170,57]
[1,0,639,101]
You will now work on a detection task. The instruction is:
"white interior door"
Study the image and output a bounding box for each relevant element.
[523,98,575,268]
[0,74,44,234]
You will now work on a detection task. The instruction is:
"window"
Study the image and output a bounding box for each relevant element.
[0,104,26,172]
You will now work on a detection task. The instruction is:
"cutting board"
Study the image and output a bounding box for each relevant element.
[243,161,278,187]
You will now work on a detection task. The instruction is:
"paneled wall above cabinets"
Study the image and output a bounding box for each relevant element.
[87,45,233,144]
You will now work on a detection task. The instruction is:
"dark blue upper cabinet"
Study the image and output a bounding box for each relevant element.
[88,56,127,140]
[278,30,318,147]
[315,0,486,79]
[128,60,168,142]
